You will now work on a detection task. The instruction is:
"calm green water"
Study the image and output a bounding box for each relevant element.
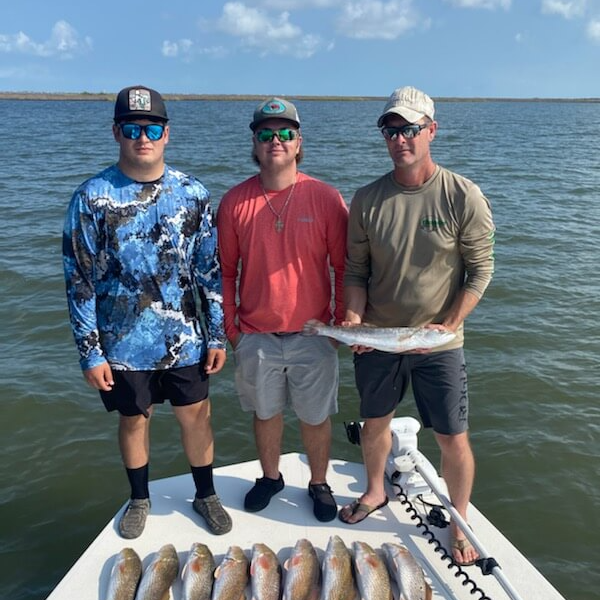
[0,99,598,600]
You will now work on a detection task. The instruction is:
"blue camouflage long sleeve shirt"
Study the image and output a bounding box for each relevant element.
[63,164,226,371]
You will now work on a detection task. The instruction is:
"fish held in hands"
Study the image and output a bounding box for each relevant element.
[302,320,455,353]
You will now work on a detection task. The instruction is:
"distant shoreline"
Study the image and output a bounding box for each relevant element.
[1,91,599,103]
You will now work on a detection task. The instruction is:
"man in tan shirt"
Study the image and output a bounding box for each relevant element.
[340,86,495,567]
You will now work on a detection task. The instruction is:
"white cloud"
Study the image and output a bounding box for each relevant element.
[445,0,511,8]
[162,41,180,58]
[541,0,587,19]
[216,2,324,57]
[162,40,228,60]
[335,0,422,40]
[162,39,194,59]
[0,21,91,58]
[587,18,600,40]
[260,0,341,7]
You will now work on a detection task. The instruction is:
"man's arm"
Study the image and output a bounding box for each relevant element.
[343,191,371,325]
[344,285,367,324]
[193,199,227,354]
[216,196,241,345]
[460,187,495,299]
[327,191,349,324]
[441,289,481,332]
[63,191,107,374]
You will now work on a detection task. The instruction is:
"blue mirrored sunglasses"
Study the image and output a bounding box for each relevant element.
[119,123,165,141]
[381,123,428,140]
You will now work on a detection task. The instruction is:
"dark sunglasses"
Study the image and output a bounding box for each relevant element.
[119,123,165,141]
[381,123,429,141]
[254,128,299,143]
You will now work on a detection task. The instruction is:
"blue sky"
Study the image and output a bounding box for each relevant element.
[1,0,599,98]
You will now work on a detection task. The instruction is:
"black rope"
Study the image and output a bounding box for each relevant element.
[345,422,505,598]
[396,486,494,600]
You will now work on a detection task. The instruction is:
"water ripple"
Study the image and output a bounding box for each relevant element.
[0,99,598,600]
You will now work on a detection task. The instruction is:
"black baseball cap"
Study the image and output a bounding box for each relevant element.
[114,86,169,122]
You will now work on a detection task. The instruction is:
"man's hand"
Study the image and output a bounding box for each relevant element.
[83,363,114,391]
[227,328,242,350]
[205,348,226,374]
[408,323,453,354]
[340,320,374,355]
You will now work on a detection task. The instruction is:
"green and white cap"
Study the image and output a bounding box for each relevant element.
[250,97,300,131]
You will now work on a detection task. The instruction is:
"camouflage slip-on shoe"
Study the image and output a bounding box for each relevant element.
[193,494,232,535]
[118,498,150,539]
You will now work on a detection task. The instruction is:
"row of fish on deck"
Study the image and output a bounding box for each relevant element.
[108,535,431,600]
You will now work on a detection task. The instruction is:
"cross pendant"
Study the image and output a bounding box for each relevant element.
[275,218,284,232]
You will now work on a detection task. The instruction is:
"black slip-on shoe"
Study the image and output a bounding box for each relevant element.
[244,474,285,512]
[308,482,337,522]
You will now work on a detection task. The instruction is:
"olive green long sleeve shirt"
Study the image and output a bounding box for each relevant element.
[344,165,495,349]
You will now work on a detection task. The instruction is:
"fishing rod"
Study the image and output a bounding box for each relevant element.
[398,445,525,600]
[345,416,526,600]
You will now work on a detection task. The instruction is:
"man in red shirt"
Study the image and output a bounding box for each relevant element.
[217,97,348,522]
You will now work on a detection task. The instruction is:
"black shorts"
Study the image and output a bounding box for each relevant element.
[354,348,469,435]
[99,362,209,417]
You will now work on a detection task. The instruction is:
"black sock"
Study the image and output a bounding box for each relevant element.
[126,464,149,499]
[191,464,215,499]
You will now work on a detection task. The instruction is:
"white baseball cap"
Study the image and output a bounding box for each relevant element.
[377,86,435,127]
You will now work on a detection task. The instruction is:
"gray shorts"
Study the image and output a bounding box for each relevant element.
[233,333,339,425]
[354,348,469,435]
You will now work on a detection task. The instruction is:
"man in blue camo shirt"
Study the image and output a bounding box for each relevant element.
[63,85,231,538]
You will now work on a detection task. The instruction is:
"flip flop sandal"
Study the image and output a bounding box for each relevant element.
[338,496,389,524]
[452,537,478,567]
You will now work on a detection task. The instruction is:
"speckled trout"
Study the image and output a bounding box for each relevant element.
[106,547,142,600]
[302,320,456,353]
[134,544,179,600]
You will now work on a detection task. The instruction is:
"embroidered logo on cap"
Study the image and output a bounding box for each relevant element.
[261,100,286,115]
[128,89,152,112]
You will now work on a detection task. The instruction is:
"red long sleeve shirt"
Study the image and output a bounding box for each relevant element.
[217,173,348,341]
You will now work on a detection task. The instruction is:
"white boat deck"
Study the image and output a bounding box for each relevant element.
[46,453,565,600]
